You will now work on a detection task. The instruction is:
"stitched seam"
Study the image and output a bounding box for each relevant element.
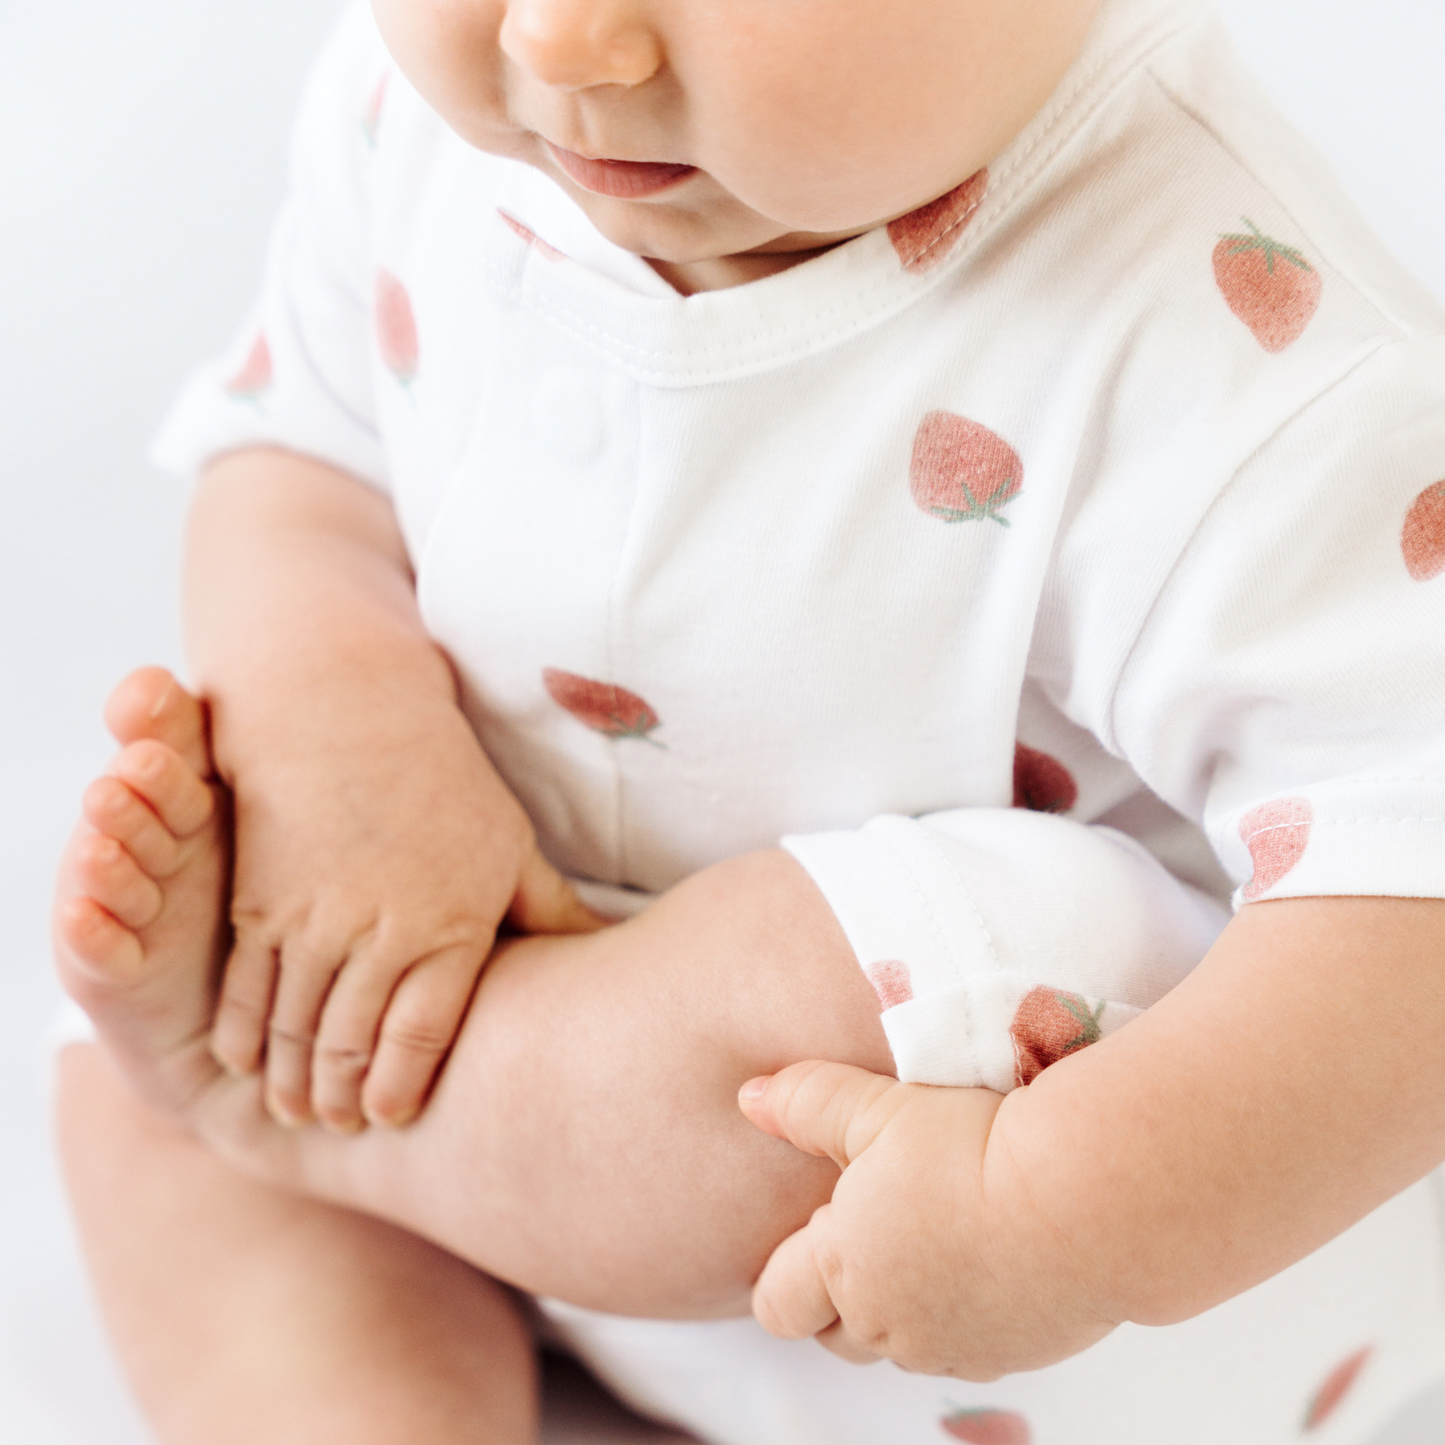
[1285,775,1445,785]
[902,191,985,269]
[911,824,1002,981]
[479,6,1203,385]
[1268,816,1445,827]
[1145,67,1418,342]
[1100,340,1393,756]
[869,830,964,983]
[869,827,982,1099]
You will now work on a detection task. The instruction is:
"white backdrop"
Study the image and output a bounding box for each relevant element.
[1,2,1442,1441]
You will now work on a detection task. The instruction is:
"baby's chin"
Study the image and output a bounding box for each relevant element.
[562,184,774,262]
[586,199,876,288]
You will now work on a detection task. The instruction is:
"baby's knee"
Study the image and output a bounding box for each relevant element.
[424,860,892,1316]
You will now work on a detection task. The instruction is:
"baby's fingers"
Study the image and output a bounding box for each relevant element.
[328,943,484,1130]
[752,1210,842,1342]
[210,930,278,1077]
[509,850,609,936]
[264,937,348,1126]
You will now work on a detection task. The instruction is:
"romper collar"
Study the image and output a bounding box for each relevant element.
[476,0,1209,387]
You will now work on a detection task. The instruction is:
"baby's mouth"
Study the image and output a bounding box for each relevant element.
[545,142,697,199]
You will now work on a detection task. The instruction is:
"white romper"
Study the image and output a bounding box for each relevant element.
[153,0,1445,1437]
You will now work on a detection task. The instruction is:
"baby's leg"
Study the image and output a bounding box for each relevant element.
[56,1043,538,1445]
[54,671,890,1322]
[54,670,539,1443]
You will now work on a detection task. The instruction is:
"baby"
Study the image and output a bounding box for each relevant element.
[51,0,1445,1439]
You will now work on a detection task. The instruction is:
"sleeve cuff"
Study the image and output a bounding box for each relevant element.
[782,809,1226,1089]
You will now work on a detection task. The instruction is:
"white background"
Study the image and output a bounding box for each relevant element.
[1,2,1443,1440]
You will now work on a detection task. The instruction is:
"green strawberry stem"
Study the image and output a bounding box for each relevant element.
[607,714,667,749]
[929,480,1016,526]
[1058,993,1105,1052]
[1217,216,1312,275]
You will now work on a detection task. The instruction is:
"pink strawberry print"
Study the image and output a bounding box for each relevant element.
[375,270,419,388]
[1239,796,1313,901]
[1012,744,1077,814]
[910,411,1023,526]
[361,72,389,148]
[1402,480,1445,581]
[543,669,664,745]
[225,333,272,402]
[498,210,565,262]
[1213,217,1322,352]
[1302,1346,1373,1431]
[889,169,988,275]
[940,1407,1031,1444]
[1011,987,1104,1087]
[864,960,914,1011]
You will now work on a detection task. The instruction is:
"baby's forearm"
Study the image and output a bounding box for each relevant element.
[185,448,465,779]
[985,894,1445,1328]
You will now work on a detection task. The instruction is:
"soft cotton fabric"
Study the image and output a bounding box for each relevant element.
[151,0,1445,1434]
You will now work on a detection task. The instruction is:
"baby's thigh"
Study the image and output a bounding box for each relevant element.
[390,850,892,1320]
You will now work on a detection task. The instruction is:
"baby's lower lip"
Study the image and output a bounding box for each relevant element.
[545,142,696,198]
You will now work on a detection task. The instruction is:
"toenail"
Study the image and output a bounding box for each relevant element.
[148,681,176,720]
[134,747,166,780]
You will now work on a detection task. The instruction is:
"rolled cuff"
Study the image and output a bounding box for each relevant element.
[782,809,1226,1089]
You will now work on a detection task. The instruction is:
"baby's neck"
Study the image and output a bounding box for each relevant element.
[646,242,845,295]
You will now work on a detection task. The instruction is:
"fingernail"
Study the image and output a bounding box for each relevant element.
[739,1076,770,1103]
[363,1105,418,1130]
[267,1093,305,1129]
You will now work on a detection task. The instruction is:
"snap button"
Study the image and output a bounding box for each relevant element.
[533,371,604,465]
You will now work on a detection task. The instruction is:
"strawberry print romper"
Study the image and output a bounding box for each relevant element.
[152,0,1445,1438]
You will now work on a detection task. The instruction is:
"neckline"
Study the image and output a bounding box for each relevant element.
[476,0,1208,386]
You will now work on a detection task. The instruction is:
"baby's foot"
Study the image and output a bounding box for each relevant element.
[53,668,231,1116]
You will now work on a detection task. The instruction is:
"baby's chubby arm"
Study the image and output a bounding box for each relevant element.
[741,894,1445,1380]
[186,447,600,1133]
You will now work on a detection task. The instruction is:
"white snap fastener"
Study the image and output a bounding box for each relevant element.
[533,371,604,465]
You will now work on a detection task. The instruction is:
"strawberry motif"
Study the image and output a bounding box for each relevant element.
[225,333,272,402]
[910,412,1023,525]
[1402,480,1445,581]
[1302,1346,1373,1431]
[361,72,389,148]
[1012,744,1077,814]
[864,960,914,1011]
[543,669,663,745]
[1213,217,1322,352]
[940,1407,1031,1444]
[375,270,419,388]
[1011,988,1104,1087]
[1238,797,1312,901]
[888,169,989,275]
[498,210,565,262]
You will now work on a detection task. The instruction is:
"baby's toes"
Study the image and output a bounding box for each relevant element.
[82,775,186,880]
[108,740,214,842]
[69,829,165,931]
[53,893,145,988]
[103,667,212,776]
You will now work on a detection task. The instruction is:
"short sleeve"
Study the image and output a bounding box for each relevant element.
[783,809,1227,1088]
[1108,337,1445,907]
[150,1,390,491]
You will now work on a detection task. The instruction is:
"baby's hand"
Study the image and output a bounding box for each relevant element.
[739,1062,1116,1380]
[212,705,601,1132]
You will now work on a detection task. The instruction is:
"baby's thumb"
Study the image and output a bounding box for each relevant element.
[508,850,610,935]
